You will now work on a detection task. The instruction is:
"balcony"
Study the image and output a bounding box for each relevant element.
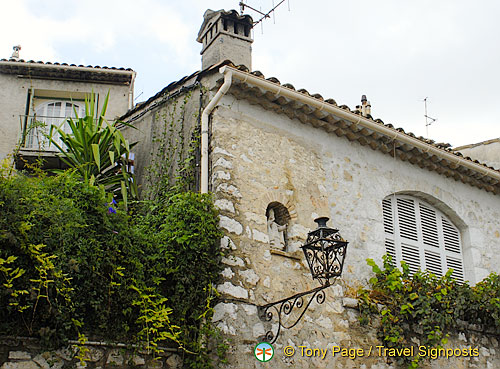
[16,115,70,170]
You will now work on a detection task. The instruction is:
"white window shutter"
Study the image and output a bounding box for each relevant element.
[384,239,397,266]
[442,218,461,254]
[382,195,464,282]
[446,257,464,282]
[419,204,439,248]
[424,250,442,276]
[396,198,418,241]
[401,242,420,274]
[382,198,394,235]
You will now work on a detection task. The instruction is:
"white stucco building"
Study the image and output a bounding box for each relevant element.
[0,46,135,167]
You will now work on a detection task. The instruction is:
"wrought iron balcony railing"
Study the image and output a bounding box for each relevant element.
[19,115,73,151]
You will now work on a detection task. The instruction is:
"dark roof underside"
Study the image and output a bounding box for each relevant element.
[0,59,133,85]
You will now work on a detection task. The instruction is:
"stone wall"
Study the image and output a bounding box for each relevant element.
[0,339,182,369]
[209,95,500,368]
[121,83,202,194]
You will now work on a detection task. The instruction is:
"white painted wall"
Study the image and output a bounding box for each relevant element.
[0,73,131,159]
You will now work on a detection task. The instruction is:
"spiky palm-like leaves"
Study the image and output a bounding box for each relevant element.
[47,93,137,203]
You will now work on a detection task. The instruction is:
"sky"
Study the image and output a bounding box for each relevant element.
[1,0,499,148]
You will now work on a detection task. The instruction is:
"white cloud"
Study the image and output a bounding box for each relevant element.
[1,0,498,146]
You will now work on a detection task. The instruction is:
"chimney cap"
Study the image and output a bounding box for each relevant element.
[197,9,253,41]
[11,45,21,59]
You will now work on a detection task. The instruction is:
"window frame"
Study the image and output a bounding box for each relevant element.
[26,100,85,151]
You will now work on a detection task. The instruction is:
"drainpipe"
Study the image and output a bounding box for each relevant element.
[128,71,136,110]
[200,71,233,193]
[218,66,500,184]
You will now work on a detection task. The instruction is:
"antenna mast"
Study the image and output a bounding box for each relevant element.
[239,0,290,31]
[423,97,437,137]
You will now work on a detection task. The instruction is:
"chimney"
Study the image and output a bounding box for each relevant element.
[197,9,253,70]
[11,45,21,60]
[356,95,372,117]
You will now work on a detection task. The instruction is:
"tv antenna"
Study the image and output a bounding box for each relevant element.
[423,97,437,137]
[239,0,290,33]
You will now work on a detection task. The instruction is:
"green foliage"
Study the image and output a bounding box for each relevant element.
[135,192,225,367]
[0,172,223,366]
[358,255,500,368]
[2,86,224,368]
[0,172,142,343]
[131,285,180,356]
[140,86,228,367]
[47,92,138,203]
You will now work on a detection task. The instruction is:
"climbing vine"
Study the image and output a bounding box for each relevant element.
[146,88,201,199]
[358,255,500,368]
[139,85,228,368]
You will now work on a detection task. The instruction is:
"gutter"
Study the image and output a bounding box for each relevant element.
[219,65,500,184]
[200,71,233,193]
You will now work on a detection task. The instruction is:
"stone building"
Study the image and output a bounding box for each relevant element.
[0,45,135,166]
[119,9,500,369]
[0,8,497,369]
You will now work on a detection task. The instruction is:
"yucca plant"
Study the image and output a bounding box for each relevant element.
[47,92,138,205]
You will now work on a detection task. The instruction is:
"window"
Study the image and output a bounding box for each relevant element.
[382,195,465,282]
[25,101,84,150]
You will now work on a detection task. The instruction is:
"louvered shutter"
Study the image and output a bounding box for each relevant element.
[396,198,418,241]
[395,197,421,274]
[382,198,396,265]
[442,217,464,282]
[382,195,464,282]
[419,204,439,247]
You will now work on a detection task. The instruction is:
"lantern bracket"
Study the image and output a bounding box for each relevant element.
[257,281,335,344]
[257,217,348,344]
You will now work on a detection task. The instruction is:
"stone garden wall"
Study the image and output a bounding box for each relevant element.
[0,339,182,369]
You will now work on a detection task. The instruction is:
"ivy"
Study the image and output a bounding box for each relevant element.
[138,84,228,368]
[358,255,500,368]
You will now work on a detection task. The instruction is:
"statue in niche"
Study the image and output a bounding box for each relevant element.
[267,208,287,250]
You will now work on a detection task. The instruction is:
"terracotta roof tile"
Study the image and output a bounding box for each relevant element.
[222,64,500,188]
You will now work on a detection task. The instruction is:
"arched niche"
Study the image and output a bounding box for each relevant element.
[266,202,291,250]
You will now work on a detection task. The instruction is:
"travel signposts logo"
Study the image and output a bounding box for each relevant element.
[254,342,274,362]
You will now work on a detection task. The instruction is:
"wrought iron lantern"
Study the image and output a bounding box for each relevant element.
[258,217,349,343]
[301,217,348,286]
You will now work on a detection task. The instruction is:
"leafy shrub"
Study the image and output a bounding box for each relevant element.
[0,172,223,366]
[0,172,143,342]
[358,256,500,368]
[135,192,225,366]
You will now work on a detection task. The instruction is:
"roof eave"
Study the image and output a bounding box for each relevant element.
[219,65,500,194]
